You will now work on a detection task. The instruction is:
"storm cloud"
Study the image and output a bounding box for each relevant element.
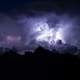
[0,12,79,53]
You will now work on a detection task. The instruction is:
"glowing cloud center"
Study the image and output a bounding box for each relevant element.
[54,28,65,43]
[34,21,65,45]
[34,22,55,44]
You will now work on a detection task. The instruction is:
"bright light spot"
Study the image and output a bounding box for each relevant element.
[54,28,65,43]
[36,29,54,42]
[34,21,65,45]
[35,22,55,44]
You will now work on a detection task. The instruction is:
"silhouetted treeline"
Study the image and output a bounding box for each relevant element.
[0,45,79,63]
[0,45,79,55]
[0,45,79,56]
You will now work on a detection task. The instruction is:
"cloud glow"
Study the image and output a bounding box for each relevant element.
[34,21,65,45]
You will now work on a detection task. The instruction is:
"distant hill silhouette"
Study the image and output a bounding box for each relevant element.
[0,45,79,63]
[34,46,55,56]
[25,51,33,56]
[0,44,79,60]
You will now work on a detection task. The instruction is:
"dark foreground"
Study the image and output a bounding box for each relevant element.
[0,46,80,80]
[0,46,80,63]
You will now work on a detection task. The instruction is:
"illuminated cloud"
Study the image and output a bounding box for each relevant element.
[33,20,65,46]
[54,28,65,43]
[0,13,79,54]
[34,21,54,43]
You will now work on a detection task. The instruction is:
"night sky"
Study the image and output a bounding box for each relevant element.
[0,0,79,14]
[0,0,80,53]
